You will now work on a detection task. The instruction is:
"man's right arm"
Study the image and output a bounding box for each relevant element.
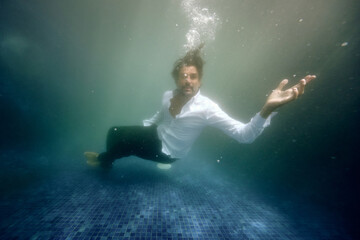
[143,91,171,126]
[143,110,163,126]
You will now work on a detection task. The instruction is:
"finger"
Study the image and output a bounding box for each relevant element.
[304,75,316,84]
[293,87,299,99]
[297,79,306,95]
[276,79,288,90]
[289,79,305,92]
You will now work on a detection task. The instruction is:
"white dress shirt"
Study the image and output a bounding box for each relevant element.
[143,90,274,159]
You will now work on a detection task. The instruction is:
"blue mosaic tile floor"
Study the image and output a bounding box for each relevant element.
[0,156,352,240]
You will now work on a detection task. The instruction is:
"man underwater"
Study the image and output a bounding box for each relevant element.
[84,47,316,168]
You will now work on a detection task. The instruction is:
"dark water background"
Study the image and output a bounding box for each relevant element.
[1,0,359,238]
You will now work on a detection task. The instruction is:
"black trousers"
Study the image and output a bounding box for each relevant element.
[98,125,176,166]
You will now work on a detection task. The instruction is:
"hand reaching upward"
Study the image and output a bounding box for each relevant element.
[260,75,316,118]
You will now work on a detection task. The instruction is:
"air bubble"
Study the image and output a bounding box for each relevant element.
[182,0,221,51]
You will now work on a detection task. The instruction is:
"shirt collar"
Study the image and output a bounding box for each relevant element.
[192,89,202,103]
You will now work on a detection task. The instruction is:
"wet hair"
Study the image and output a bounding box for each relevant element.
[172,44,205,81]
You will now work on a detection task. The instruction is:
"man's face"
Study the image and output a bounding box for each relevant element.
[176,65,201,98]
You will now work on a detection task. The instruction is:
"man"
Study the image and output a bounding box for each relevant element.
[84,48,316,168]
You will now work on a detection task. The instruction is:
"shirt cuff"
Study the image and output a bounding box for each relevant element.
[143,119,152,126]
[252,112,277,128]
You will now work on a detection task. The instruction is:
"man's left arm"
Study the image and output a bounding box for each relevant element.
[206,103,273,144]
[206,75,316,143]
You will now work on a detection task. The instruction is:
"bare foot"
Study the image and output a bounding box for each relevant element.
[84,152,100,167]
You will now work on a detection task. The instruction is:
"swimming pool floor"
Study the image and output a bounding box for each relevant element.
[0,157,351,240]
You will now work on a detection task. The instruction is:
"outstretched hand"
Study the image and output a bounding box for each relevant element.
[260,75,316,118]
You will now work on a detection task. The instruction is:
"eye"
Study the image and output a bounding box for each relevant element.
[190,74,198,79]
[181,74,188,79]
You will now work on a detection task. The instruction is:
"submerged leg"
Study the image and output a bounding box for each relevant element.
[97,126,135,168]
[83,127,127,169]
[87,125,177,169]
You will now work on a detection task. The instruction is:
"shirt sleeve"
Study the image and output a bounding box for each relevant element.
[206,103,276,143]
